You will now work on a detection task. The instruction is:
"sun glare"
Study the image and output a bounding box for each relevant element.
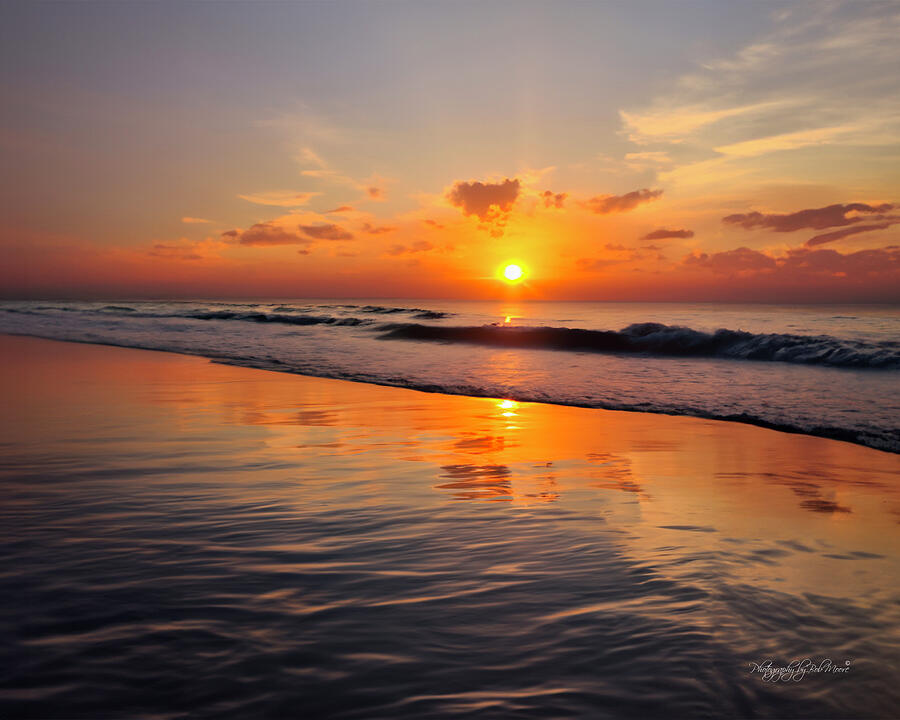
[503,264,524,282]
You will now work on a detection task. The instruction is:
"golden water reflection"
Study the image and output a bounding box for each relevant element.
[3,335,899,599]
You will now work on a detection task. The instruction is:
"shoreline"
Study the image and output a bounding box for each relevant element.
[2,330,897,455]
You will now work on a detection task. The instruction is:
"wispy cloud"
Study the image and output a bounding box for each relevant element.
[238,191,320,207]
[619,4,900,188]
[581,188,662,215]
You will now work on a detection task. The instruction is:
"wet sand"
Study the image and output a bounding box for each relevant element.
[1,334,898,718]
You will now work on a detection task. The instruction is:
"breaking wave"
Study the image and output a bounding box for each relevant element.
[379,322,900,369]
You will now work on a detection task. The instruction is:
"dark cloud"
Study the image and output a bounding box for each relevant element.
[605,243,628,251]
[239,222,313,246]
[299,224,354,241]
[780,246,900,276]
[387,240,433,256]
[361,222,396,235]
[642,228,694,240]
[723,203,893,232]
[325,205,354,213]
[806,219,900,247]
[683,247,776,274]
[683,244,900,280]
[220,229,239,240]
[581,188,663,214]
[447,178,521,220]
[642,244,663,251]
[541,190,567,208]
[424,219,445,229]
[367,187,384,200]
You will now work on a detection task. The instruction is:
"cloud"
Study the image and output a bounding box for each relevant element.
[423,219,445,229]
[297,146,327,169]
[181,217,213,224]
[723,203,894,232]
[780,246,900,277]
[684,247,776,274]
[447,178,521,220]
[220,229,239,240]
[623,151,675,170]
[806,219,900,247]
[713,122,870,158]
[387,240,434,256]
[581,188,663,214]
[299,223,354,241]
[238,191,320,207]
[325,205,354,213]
[642,228,694,240]
[540,190,567,208]
[298,153,389,203]
[236,222,313,246]
[576,258,626,271]
[642,244,663,251]
[148,243,203,261]
[616,5,900,194]
[620,102,784,146]
[684,244,900,280]
[577,246,649,272]
[146,237,229,261]
[361,222,395,235]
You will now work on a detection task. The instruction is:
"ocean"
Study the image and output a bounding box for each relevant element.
[1,300,897,452]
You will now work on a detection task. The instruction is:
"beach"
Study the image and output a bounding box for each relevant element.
[1,333,898,718]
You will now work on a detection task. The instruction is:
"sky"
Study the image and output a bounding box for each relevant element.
[2,0,899,301]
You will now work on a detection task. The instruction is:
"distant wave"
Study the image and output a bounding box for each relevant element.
[180,311,374,326]
[3,304,453,322]
[378,322,900,369]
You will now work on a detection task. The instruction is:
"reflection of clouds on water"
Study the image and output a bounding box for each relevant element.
[436,463,513,502]
[453,435,509,454]
[587,451,649,499]
[715,468,866,515]
[243,408,338,426]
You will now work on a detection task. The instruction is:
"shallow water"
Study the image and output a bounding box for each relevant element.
[1,336,899,719]
[1,300,898,451]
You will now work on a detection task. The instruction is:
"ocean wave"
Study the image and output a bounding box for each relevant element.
[183,311,374,326]
[5,304,454,321]
[378,321,900,369]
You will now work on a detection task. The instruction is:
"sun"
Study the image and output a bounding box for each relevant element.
[503,264,524,282]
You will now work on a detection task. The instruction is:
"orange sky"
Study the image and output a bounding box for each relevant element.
[2,1,899,301]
